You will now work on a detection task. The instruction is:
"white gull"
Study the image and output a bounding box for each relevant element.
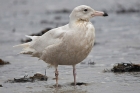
[14,5,108,86]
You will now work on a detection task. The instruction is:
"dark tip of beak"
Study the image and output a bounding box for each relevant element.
[103,12,108,17]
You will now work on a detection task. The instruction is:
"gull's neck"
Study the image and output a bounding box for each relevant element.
[69,18,89,28]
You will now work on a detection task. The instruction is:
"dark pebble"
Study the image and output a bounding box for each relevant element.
[71,82,87,86]
[0,59,10,65]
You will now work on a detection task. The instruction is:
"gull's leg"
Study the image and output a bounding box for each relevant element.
[55,67,59,87]
[73,65,76,86]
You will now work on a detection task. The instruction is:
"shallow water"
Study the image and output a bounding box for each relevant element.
[0,0,140,93]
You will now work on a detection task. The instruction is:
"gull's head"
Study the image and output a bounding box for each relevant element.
[70,5,108,21]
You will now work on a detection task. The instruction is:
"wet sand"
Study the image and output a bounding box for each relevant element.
[0,0,140,93]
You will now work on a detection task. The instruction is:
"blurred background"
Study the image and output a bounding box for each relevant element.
[0,0,140,93]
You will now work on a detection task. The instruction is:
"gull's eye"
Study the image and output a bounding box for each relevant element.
[84,9,88,12]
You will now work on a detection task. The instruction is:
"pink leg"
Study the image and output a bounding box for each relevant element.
[73,65,76,86]
[55,68,59,87]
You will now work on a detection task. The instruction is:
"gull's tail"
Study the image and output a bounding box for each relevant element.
[13,35,39,55]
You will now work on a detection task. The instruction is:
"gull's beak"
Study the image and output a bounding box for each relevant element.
[92,11,108,17]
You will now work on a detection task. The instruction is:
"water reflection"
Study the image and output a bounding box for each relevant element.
[33,86,87,93]
[53,88,87,93]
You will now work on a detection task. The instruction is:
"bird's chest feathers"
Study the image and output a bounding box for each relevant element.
[66,21,95,52]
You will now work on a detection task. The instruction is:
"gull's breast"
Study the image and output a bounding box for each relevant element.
[57,25,95,65]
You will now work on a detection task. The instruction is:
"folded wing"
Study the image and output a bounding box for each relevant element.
[14,26,67,58]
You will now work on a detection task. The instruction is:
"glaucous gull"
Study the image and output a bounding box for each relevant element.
[14,5,108,86]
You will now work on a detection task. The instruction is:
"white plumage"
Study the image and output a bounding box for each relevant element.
[14,5,108,86]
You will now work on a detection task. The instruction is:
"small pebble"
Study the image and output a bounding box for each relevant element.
[0,84,3,87]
